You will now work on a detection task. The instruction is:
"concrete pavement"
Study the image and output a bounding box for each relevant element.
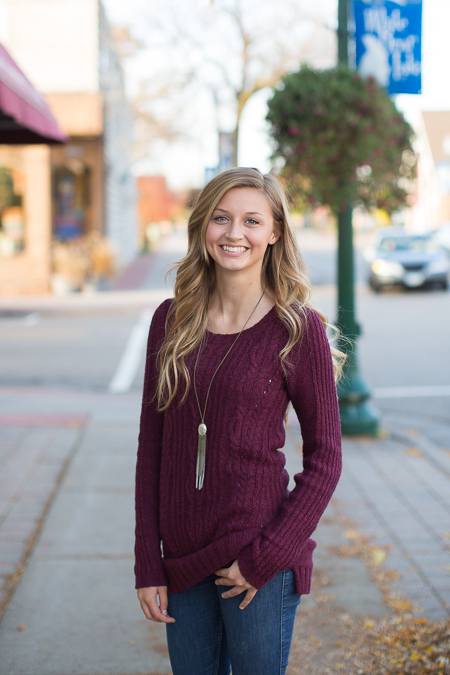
[295,418,450,620]
[0,383,449,674]
[0,386,170,675]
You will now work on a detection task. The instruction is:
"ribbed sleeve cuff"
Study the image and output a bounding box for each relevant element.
[135,562,168,590]
[293,566,312,596]
[237,537,289,590]
[238,537,316,594]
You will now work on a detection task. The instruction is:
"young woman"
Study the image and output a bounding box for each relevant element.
[135,167,343,675]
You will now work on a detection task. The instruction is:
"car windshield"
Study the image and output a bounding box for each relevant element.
[378,236,438,254]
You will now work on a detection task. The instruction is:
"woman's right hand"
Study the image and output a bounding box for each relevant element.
[137,586,175,623]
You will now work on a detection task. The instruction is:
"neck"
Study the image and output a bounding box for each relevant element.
[211,269,265,318]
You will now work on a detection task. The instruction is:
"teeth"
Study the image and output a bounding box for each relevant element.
[222,246,247,252]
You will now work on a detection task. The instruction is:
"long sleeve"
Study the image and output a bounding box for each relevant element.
[237,309,342,590]
[134,299,172,589]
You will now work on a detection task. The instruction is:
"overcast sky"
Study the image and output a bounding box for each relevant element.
[103,0,450,190]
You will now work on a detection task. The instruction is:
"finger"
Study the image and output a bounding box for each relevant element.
[138,597,153,621]
[157,587,175,623]
[239,589,257,610]
[215,567,231,578]
[146,596,175,624]
[215,577,236,586]
[221,585,246,599]
[215,560,239,576]
[158,587,169,613]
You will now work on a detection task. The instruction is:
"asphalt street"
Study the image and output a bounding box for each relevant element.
[1,228,449,423]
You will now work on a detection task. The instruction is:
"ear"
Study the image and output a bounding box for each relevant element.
[269,230,280,245]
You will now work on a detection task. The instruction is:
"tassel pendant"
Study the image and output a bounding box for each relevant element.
[196,423,207,490]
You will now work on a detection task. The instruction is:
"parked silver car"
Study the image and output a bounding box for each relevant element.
[368,230,449,292]
[432,222,450,254]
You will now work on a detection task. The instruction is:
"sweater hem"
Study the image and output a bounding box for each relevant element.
[163,530,258,595]
[161,531,316,596]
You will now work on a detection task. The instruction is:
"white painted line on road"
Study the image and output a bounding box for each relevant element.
[23,312,40,327]
[374,385,450,399]
[109,309,153,394]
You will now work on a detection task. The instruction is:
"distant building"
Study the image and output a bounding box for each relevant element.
[404,111,450,233]
[0,0,137,294]
[420,112,450,227]
[137,176,185,248]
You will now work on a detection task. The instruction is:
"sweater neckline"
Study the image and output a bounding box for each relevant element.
[205,304,276,341]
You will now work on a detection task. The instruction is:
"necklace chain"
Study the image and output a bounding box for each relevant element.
[192,289,266,489]
[193,288,266,424]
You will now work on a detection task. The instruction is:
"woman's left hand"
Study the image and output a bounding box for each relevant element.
[215,560,258,609]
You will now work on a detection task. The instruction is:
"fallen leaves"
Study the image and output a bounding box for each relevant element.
[288,602,450,675]
[386,596,414,613]
[405,447,424,457]
[320,508,449,673]
[328,529,391,572]
[371,548,387,565]
[314,593,337,603]
[404,428,421,437]
[360,616,450,674]
[286,504,450,674]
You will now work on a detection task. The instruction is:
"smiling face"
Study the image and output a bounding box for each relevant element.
[205,187,279,277]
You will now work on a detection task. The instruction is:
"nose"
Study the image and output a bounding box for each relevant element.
[225,219,244,241]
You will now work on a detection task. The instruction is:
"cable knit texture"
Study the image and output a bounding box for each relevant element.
[135,298,342,596]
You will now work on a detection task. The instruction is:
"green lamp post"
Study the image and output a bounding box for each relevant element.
[336,0,380,435]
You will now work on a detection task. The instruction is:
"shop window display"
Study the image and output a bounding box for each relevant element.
[0,167,25,256]
[53,163,90,240]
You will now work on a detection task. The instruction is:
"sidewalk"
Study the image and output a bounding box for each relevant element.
[0,386,449,675]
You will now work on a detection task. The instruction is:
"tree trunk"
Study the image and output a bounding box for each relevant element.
[232,122,239,166]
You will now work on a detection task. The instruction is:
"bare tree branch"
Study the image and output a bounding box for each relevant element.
[113,0,337,168]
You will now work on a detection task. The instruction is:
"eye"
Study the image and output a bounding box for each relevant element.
[213,215,228,222]
[245,218,259,225]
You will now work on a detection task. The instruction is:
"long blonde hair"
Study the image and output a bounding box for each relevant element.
[156,167,344,410]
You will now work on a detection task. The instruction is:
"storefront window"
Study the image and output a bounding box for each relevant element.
[53,162,90,240]
[0,166,25,256]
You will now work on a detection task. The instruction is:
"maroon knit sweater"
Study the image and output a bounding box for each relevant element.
[135,298,342,596]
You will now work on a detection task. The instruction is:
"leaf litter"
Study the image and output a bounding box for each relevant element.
[287,510,450,675]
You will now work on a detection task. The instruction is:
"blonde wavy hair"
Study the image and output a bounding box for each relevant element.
[156,167,344,410]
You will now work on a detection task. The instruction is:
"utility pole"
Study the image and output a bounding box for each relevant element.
[336,0,379,435]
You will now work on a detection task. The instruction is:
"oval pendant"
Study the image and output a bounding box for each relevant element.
[198,423,207,437]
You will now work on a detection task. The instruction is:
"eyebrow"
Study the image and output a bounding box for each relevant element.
[213,208,263,216]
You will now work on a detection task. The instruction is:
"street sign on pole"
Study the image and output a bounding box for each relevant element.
[204,167,218,185]
[218,132,234,173]
[354,0,422,95]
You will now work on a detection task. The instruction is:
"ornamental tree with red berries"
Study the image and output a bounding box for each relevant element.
[266,66,416,215]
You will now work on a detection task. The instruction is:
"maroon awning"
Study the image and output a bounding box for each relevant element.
[0,43,67,144]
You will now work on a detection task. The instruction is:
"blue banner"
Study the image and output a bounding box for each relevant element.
[354,0,422,95]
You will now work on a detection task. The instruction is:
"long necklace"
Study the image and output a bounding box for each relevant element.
[193,288,266,490]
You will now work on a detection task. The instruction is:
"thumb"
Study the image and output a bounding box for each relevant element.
[158,586,169,615]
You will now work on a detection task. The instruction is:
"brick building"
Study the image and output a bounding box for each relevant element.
[0,0,137,294]
[137,176,185,248]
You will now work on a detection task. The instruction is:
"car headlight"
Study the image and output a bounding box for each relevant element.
[371,259,404,277]
[427,259,450,274]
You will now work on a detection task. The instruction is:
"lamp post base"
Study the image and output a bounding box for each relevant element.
[336,336,380,436]
[339,400,380,436]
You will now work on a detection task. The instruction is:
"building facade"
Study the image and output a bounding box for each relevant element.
[137,176,185,248]
[0,0,137,294]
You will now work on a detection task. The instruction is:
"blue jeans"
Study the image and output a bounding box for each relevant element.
[166,569,301,675]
